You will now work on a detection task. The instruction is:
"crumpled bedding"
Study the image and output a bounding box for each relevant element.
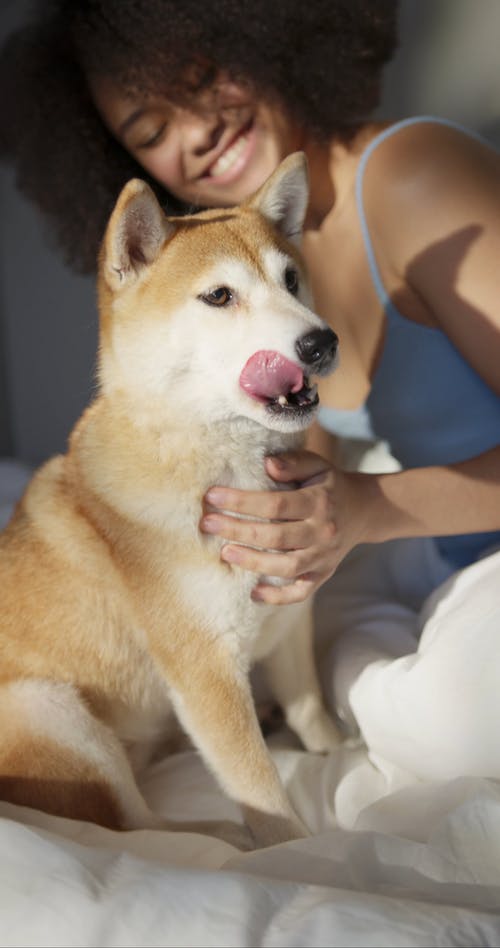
[1,459,499,947]
[1,748,500,947]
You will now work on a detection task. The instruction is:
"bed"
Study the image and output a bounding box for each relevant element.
[1,458,499,947]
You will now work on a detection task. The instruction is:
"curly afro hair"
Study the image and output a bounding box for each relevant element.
[0,0,399,273]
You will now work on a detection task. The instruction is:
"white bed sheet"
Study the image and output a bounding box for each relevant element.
[1,739,500,947]
[1,460,500,947]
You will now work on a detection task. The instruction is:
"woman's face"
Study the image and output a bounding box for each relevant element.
[90,74,305,207]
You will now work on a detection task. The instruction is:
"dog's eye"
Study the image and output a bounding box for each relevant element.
[199,287,233,307]
[285,267,299,296]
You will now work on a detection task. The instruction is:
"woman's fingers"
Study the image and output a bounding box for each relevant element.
[201,510,319,551]
[265,450,332,486]
[219,540,325,578]
[220,544,333,605]
[252,576,318,605]
[203,451,333,522]
[200,449,356,605]
[204,484,314,522]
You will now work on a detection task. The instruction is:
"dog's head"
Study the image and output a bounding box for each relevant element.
[97,153,338,433]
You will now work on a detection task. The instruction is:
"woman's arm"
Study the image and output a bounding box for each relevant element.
[201,124,500,605]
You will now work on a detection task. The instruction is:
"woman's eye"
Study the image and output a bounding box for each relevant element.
[285,267,299,295]
[199,287,233,307]
[138,124,167,149]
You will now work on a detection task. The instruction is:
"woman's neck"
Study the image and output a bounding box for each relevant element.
[303,123,386,231]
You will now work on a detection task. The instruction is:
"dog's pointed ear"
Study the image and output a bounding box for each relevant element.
[248,152,309,245]
[101,179,174,290]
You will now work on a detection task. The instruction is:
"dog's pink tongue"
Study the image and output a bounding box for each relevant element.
[240,350,304,401]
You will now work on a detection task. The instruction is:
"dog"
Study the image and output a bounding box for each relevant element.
[0,153,341,848]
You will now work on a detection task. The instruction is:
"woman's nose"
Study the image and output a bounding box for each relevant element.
[178,109,224,155]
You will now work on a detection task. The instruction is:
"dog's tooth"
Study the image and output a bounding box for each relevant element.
[278,395,288,406]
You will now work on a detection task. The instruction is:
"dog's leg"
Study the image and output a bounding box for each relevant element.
[261,603,342,752]
[0,680,270,848]
[0,679,161,830]
[156,636,308,847]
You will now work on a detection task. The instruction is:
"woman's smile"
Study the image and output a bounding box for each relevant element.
[203,121,254,182]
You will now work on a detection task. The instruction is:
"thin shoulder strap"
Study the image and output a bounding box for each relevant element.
[355,115,488,311]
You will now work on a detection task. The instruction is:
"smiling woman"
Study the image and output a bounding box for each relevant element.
[0,0,395,272]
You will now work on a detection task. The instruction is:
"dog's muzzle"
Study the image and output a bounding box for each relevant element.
[239,328,338,421]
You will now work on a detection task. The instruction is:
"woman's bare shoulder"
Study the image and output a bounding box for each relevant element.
[362,118,500,264]
[364,119,500,213]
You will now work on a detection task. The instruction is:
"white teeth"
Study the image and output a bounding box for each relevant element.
[278,395,288,406]
[210,133,248,177]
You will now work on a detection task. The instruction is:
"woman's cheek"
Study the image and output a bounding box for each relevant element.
[136,147,185,197]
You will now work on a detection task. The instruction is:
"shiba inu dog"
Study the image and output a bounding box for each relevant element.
[0,153,340,848]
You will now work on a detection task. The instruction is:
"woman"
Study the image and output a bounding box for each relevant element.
[2,0,500,777]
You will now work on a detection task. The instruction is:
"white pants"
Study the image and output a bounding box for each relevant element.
[315,538,500,781]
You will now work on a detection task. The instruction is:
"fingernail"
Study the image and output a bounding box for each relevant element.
[251,587,264,602]
[205,488,227,505]
[200,515,221,533]
[266,456,287,470]
[221,545,240,563]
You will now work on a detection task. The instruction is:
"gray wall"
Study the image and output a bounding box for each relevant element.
[2,0,500,466]
[0,0,98,467]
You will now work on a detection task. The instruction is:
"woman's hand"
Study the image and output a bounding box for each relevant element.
[200,450,374,605]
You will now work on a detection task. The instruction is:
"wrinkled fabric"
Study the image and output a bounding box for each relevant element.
[1,751,500,947]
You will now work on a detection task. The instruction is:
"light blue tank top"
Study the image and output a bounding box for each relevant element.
[319,116,500,569]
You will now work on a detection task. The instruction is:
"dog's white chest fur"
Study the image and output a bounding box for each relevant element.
[155,421,302,663]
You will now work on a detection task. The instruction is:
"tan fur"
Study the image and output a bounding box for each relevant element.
[0,155,340,847]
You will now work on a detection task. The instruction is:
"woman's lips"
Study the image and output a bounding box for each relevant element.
[210,130,250,177]
[202,120,255,185]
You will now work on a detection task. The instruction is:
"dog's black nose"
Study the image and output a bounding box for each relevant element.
[295,328,338,371]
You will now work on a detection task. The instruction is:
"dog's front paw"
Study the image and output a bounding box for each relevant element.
[244,807,309,848]
[160,817,254,850]
[212,820,255,851]
[298,709,343,754]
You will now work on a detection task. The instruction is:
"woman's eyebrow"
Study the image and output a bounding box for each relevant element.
[119,108,146,137]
